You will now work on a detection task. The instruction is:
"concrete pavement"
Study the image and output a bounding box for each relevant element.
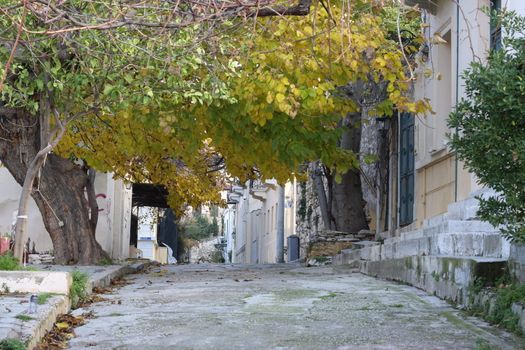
[67,264,523,350]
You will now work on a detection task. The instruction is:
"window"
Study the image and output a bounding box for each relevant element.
[490,0,502,51]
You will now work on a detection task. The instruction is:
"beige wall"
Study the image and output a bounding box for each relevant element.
[410,0,491,225]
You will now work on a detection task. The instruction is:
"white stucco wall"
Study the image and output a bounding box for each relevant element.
[231,179,296,264]
[0,168,52,252]
[0,168,132,259]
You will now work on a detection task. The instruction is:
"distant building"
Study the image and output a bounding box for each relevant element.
[223,179,297,264]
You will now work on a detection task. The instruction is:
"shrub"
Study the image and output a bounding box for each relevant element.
[448,11,525,243]
[0,339,25,350]
[0,253,20,271]
[70,271,88,307]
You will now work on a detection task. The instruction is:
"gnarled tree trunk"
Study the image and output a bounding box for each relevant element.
[331,112,369,233]
[0,109,109,264]
[311,112,369,234]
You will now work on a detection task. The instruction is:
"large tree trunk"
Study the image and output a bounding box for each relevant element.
[330,112,369,233]
[0,109,109,264]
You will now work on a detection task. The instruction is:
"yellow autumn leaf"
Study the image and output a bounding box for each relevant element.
[266,92,274,104]
[56,322,70,330]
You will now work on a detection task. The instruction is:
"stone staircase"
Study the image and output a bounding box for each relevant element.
[333,195,509,306]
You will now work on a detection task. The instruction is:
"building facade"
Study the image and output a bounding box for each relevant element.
[0,168,132,260]
[224,179,297,264]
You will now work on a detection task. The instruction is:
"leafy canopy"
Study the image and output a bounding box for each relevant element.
[449,11,525,242]
[198,0,429,182]
[1,0,429,212]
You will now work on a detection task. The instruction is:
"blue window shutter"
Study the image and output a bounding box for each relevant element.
[399,112,415,226]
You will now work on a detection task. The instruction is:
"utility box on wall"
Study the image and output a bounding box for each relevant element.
[287,235,300,262]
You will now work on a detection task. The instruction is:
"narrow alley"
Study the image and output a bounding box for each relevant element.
[66,264,522,350]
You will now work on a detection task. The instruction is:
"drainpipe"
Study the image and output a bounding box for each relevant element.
[454,0,460,202]
[276,184,285,263]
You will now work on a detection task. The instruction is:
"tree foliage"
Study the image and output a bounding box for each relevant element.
[180,214,218,241]
[449,11,525,243]
[51,0,429,214]
[0,0,431,248]
[201,1,429,181]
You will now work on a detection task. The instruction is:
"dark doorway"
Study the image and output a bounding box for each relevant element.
[157,209,178,260]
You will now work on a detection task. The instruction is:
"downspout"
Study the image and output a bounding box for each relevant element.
[276,184,285,263]
[454,0,460,202]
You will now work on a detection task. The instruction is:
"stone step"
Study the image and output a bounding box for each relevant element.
[423,213,449,229]
[359,255,507,306]
[372,232,505,261]
[425,220,498,235]
[446,198,479,221]
[388,220,498,246]
[332,249,361,267]
[352,240,380,249]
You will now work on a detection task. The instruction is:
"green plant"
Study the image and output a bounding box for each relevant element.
[311,256,329,263]
[319,292,337,300]
[467,277,487,305]
[431,271,440,282]
[473,339,494,350]
[15,314,34,322]
[37,293,56,305]
[448,11,525,243]
[181,214,220,241]
[97,258,113,266]
[210,249,225,264]
[486,283,525,334]
[298,182,307,222]
[1,283,10,294]
[70,271,89,307]
[0,253,20,271]
[0,338,26,350]
[390,304,404,308]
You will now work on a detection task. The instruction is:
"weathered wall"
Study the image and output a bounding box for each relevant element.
[0,169,132,259]
[0,168,52,252]
[295,178,325,259]
[411,0,491,227]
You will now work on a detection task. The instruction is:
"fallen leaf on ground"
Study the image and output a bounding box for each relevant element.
[55,322,69,330]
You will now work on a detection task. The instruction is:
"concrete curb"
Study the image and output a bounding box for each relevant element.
[87,260,151,291]
[24,296,70,350]
[0,271,72,295]
[1,260,152,350]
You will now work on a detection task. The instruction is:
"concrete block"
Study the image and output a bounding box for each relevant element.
[342,249,361,262]
[481,234,503,257]
[418,237,431,256]
[369,245,381,261]
[447,220,498,234]
[0,271,71,295]
[359,255,507,307]
[360,246,372,261]
[510,243,525,264]
[382,243,394,260]
[447,197,480,221]
[436,234,454,256]
[452,234,480,256]
[332,254,343,266]
[394,239,419,258]
[423,214,448,229]
[352,241,379,249]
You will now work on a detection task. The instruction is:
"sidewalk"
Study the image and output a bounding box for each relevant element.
[0,260,151,350]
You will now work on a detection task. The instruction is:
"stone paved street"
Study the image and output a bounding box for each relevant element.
[67,264,523,350]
